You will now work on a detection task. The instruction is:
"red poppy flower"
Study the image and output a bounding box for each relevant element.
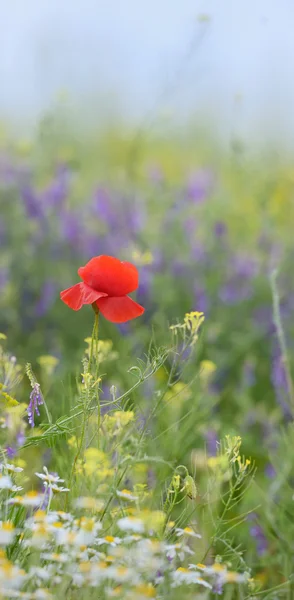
[60,255,145,323]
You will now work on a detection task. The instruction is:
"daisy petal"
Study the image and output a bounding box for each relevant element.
[78,255,139,296]
[96,295,144,323]
[60,283,107,311]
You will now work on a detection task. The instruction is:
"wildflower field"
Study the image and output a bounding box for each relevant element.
[0,120,294,599]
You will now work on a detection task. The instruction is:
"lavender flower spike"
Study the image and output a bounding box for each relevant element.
[27,383,43,428]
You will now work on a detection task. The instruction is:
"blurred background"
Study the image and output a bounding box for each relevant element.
[2,0,294,149]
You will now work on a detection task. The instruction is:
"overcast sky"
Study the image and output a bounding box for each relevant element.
[1,1,294,144]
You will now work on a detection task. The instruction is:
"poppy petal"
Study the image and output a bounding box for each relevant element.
[60,283,107,311]
[82,284,108,304]
[96,295,145,323]
[78,255,139,296]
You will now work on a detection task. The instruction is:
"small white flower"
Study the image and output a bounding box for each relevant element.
[41,552,69,563]
[35,467,64,484]
[51,527,74,546]
[0,563,27,590]
[45,511,73,524]
[172,567,212,588]
[0,521,16,545]
[28,567,50,582]
[175,526,202,538]
[0,474,13,489]
[96,535,122,547]
[44,482,69,494]
[116,489,138,502]
[72,573,85,587]
[28,524,51,548]
[117,516,145,533]
[165,542,194,561]
[0,463,23,473]
[106,566,136,583]
[34,590,52,600]
[75,497,104,511]
[123,534,142,543]
[7,491,44,507]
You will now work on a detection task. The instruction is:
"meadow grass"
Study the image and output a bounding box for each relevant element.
[0,121,294,598]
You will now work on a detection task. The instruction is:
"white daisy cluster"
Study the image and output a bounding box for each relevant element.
[0,462,249,599]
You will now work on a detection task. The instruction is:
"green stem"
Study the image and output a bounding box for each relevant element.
[88,310,98,374]
[94,310,101,449]
[42,396,52,425]
[68,309,100,504]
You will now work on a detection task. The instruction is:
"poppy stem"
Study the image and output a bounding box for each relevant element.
[94,310,101,449]
[89,305,101,447]
[68,308,100,503]
[88,308,98,374]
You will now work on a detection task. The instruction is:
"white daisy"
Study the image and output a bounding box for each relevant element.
[43,482,70,494]
[0,463,23,473]
[35,467,64,484]
[41,552,69,563]
[28,567,50,582]
[175,526,202,538]
[116,489,139,502]
[106,566,136,583]
[172,567,212,588]
[117,516,145,533]
[11,485,23,493]
[0,521,16,545]
[165,542,194,561]
[7,491,44,507]
[96,535,122,547]
[75,497,104,511]
[0,563,27,590]
[0,474,13,489]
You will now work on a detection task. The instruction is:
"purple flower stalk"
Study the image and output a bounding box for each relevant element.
[6,446,17,459]
[205,429,218,457]
[40,484,51,510]
[248,513,268,556]
[27,383,43,428]
[212,578,223,595]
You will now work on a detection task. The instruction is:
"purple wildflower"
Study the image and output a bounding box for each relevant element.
[205,429,218,457]
[40,484,51,510]
[212,578,223,595]
[219,278,252,304]
[186,168,214,203]
[92,187,114,224]
[214,221,227,237]
[241,360,256,389]
[27,383,43,428]
[231,255,259,279]
[35,280,56,317]
[6,446,17,459]
[125,202,145,236]
[60,210,82,246]
[265,463,276,478]
[250,525,268,555]
[16,430,26,447]
[248,513,268,556]
[194,285,210,313]
[42,165,69,209]
[191,242,207,262]
[21,186,43,219]
[252,306,274,335]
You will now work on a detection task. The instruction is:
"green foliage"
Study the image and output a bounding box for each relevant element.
[0,121,294,597]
